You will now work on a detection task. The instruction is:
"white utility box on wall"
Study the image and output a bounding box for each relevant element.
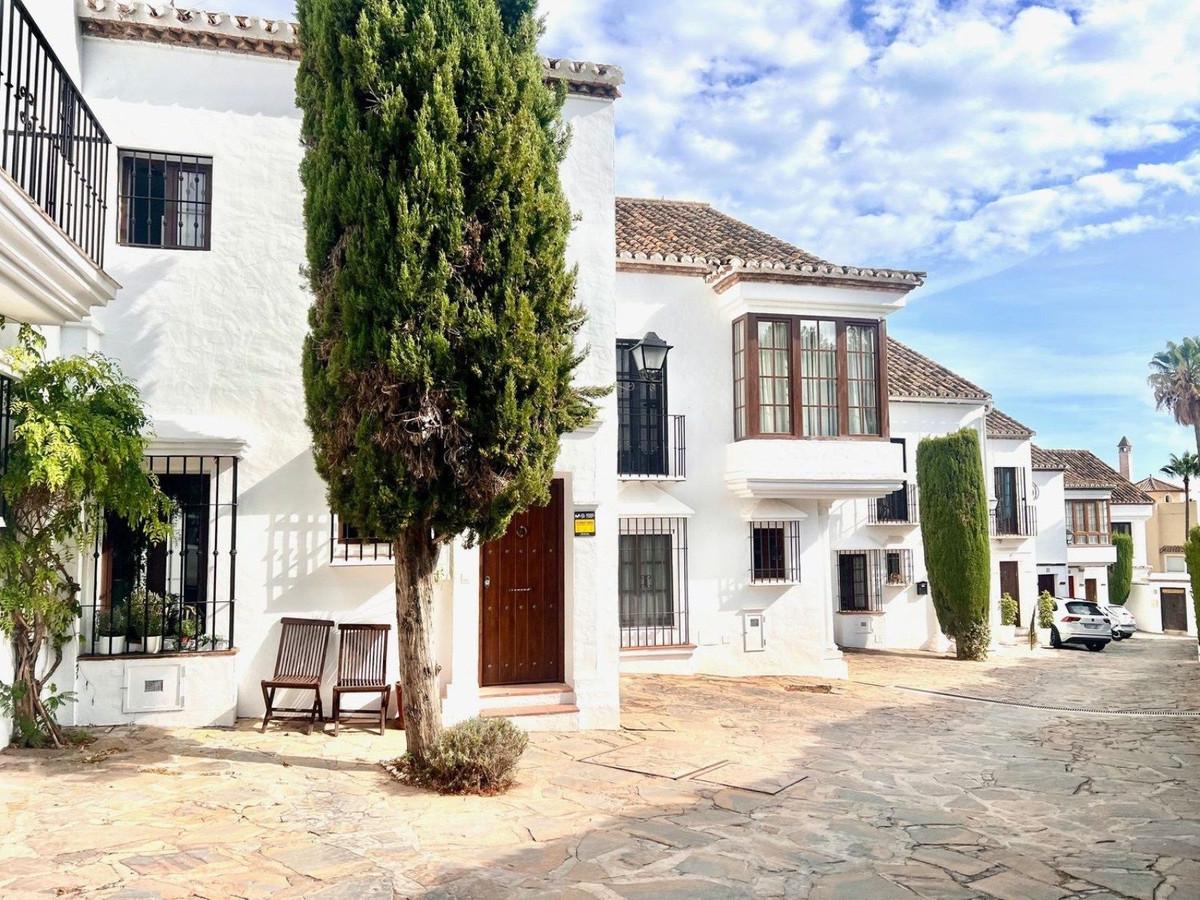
[743,610,766,652]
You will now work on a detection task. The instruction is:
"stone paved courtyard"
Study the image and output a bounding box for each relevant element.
[1,636,1197,899]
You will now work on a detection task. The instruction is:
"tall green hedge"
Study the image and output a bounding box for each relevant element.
[1108,532,1134,605]
[1186,525,1200,640]
[916,428,992,659]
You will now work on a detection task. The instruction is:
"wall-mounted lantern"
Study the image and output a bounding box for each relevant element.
[629,331,672,378]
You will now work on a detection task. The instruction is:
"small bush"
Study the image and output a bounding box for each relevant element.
[999,593,1018,626]
[1037,591,1054,629]
[391,717,528,795]
[954,621,990,661]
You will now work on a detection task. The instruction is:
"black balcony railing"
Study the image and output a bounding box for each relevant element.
[990,503,1037,537]
[1,0,110,268]
[869,483,919,525]
[618,413,686,479]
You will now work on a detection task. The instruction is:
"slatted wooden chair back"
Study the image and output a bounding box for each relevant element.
[273,617,334,681]
[337,623,390,688]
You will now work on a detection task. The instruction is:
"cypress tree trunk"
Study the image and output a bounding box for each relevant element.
[394,524,442,762]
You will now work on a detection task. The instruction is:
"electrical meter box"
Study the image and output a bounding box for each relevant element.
[743,610,766,652]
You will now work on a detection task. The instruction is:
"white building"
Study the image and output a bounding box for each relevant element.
[3,2,1169,742]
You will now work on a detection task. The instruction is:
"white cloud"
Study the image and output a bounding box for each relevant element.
[541,0,1200,270]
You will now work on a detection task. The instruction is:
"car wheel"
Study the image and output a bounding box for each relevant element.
[1050,626,1062,649]
[1087,642,1105,652]
[1112,631,1123,641]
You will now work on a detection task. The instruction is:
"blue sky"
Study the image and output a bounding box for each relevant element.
[244,0,1198,479]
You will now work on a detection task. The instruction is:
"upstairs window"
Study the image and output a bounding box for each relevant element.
[732,314,885,440]
[119,150,213,250]
[1067,499,1111,545]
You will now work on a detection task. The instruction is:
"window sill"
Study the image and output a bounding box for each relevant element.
[79,648,238,661]
[620,643,697,658]
[837,609,884,616]
[330,554,394,568]
[749,579,801,587]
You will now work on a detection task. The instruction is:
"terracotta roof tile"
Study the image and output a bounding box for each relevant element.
[987,408,1035,440]
[1136,475,1183,493]
[616,197,924,289]
[79,2,624,97]
[886,339,990,402]
[1031,447,1153,504]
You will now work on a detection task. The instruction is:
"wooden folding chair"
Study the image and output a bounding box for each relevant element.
[260,617,334,735]
[331,623,392,736]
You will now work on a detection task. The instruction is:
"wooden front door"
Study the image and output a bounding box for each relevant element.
[1085,578,1098,603]
[999,561,1021,621]
[1161,588,1188,632]
[1037,573,1056,597]
[480,480,565,687]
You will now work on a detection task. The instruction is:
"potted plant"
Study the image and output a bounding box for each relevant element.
[179,613,198,650]
[998,593,1018,644]
[95,607,127,656]
[1035,590,1055,647]
[128,589,168,654]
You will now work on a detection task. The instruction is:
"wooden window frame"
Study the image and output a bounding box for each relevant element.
[731,313,889,441]
[118,149,214,251]
[1066,499,1111,546]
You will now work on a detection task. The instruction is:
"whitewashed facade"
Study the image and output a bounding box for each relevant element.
[5,2,1181,743]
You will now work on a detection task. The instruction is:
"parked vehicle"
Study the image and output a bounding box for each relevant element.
[1049,598,1112,652]
[1101,604,1137,640]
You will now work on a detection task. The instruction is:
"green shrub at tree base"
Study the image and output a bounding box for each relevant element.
[1000,593,1018,627]
[390,717,529,795]
[916,428,992,659]
[1108,532,1133,605]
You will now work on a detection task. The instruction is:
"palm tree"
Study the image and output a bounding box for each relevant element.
[1162,451,1200,535]
[1149,337,1200,457]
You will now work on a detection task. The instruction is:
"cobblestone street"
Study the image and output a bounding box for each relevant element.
[2,636,1197,898]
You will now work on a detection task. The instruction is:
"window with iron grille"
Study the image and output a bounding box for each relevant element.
[118,150,213,249]
[330,512,394,566]
[750,520,801,584]
[619,517,689,648]
[84,455,238,656]
[837,550,879,611]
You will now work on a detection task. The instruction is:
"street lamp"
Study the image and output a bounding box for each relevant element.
[630,332,672,378]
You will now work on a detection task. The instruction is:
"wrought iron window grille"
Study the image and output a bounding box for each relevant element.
[619,516,689,649]
[749,520,802,584]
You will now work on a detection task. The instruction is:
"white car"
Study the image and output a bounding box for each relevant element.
[1049,598,1112,651]
[1101,604,1137,640]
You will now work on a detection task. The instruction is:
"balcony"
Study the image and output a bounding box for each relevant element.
[990,504,1036,538]
[618,413,686,480]
[869,483,919,525]
[726,438,904,500]
[0,0,118,324]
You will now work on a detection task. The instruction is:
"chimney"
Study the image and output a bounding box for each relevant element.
[1117,436,1132,480]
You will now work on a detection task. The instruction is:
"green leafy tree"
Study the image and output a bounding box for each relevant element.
[297,0,598,760]
[916,428,992,659]
[1162,451,1200,535]
[1186,526,1200,642]
[1150,337,1200,457]
[1108,532,1133,605]
[0,329,169,747]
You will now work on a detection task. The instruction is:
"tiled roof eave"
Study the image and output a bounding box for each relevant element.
[706,259,925,295]
[79,2,623,97]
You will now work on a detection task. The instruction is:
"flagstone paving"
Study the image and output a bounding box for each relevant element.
[1,635,1197,898]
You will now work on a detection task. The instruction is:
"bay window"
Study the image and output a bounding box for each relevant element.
[732,314,886,440]
[1067,499,1111,545]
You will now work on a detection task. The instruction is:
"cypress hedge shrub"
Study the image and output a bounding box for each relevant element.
[916,428,992,659]
[1187,526,1200,641]
[1108,532,1133,605]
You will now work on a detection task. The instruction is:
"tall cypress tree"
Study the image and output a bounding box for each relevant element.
[297,0,598,759]
[916,428,992,660]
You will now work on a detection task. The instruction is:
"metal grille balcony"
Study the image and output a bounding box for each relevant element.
[1,0,111,267]
[618,413,686,479]
[869,483,918,525]
[990,504,1036,537]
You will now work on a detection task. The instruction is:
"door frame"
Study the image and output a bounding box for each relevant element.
[477,479,567,687]
[999,560,1021,621]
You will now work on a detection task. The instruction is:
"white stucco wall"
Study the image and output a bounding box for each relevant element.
[72,37,620,728]
[984,435,1039,627]
[75,653,238,727]
[1127,577,1196,636]
[0,638,13,745]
